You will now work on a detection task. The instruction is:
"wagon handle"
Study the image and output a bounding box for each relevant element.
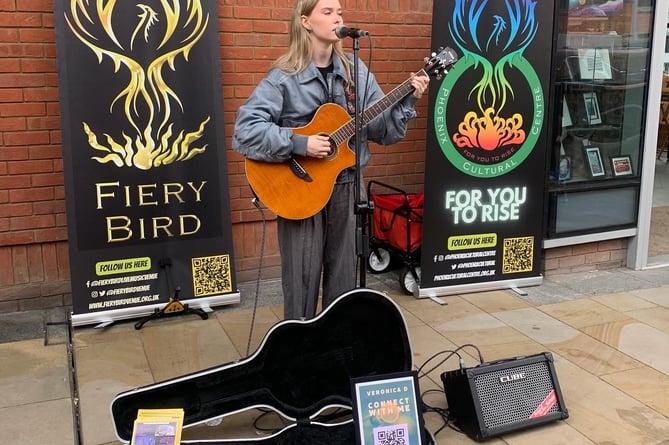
[367,180,411,199]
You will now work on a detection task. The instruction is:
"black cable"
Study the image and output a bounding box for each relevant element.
[415,343,486,439]
[416,343,486,378]
[414,350,460,439]
[456,343,485,364]
[159,257,174,298]
[416,349,462,378]
[421,389,448,425]
[245,197,267,357]
[360,35,372,123]
[245,200,280,436]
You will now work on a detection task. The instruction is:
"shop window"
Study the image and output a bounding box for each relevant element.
[547,0,653,238]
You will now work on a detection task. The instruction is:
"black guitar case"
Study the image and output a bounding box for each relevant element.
[111,288,433,444]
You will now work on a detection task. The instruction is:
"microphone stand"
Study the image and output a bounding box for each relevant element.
[349,36,370,288]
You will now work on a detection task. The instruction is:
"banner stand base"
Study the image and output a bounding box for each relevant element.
[509,285,529,297]
[71,292,241,328]
[133,287,209,330]
[428,295,449,305]
[418,276,542,299]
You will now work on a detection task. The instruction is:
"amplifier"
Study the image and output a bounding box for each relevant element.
[441,352,569,441]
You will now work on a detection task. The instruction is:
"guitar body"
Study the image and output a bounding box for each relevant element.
[110,288,414,443]
[244,103,356,220]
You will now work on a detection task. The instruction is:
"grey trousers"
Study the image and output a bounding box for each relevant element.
[277,182,357,319]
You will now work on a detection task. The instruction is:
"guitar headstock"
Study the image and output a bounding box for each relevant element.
[424,47,459,80]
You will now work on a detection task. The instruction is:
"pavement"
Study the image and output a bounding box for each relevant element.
[4,262,669,345]
[1,264,669,444]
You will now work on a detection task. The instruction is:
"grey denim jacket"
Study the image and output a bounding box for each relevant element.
[232,53,418,181]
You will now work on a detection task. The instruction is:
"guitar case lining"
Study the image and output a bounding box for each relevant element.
[111,288,432,444]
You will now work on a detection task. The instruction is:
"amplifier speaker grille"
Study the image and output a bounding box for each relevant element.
[441,352,569,441]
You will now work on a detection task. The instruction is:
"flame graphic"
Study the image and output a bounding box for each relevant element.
[453,107,525,151]
[448,0,537,153]
[64,0,210,169]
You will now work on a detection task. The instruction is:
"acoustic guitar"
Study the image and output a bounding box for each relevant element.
[244,47,459,220]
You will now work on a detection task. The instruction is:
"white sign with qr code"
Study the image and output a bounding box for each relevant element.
[351,371,425,445]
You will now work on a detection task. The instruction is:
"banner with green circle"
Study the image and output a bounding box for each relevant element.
[434,56,544,178]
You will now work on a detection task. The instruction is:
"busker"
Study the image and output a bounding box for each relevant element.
[232,0,429,319]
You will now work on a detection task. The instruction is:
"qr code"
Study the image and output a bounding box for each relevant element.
[374,424,408,445]
[192,254,232,296]
[502,236,534,274]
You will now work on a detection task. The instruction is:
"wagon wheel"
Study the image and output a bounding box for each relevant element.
[368,247,392,273]
[400,266,421,295]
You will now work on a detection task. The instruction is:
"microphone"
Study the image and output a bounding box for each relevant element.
[335,25,370,39]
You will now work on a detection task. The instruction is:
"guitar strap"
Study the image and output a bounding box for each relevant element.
[344,82,356,116]
[326,73,335,104]
[324,69,355,116]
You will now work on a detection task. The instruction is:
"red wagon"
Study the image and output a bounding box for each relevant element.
[367,180,423,295]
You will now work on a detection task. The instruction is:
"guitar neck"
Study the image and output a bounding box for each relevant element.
[332,68,427,145]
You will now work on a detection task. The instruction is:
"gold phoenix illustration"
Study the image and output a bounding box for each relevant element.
[64,0,211,169]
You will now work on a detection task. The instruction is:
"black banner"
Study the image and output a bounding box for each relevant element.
[54,0,238,323]
[420,0,555,296]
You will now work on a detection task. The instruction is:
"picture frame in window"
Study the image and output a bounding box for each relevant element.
[610,155,633,177]
[577,48,612,80]
[582,92,601,125]
[584,146,605,177]
[558,155,572,181]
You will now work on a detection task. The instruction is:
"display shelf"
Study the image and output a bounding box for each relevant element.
[559,81,646,90]
[548,176,640,192]
[545,2,653,238]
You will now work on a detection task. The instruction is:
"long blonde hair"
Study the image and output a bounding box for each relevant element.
[272,0,352,84]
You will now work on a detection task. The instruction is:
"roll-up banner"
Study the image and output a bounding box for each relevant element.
[54,0,239,326]
[420,0,556,297]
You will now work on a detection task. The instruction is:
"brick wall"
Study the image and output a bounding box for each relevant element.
[1,0,69,311]
[543,239,628,276]
[0,0,632,313]
[0,242,71,311]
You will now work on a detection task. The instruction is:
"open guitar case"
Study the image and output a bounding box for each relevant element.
[111,288,436,444]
